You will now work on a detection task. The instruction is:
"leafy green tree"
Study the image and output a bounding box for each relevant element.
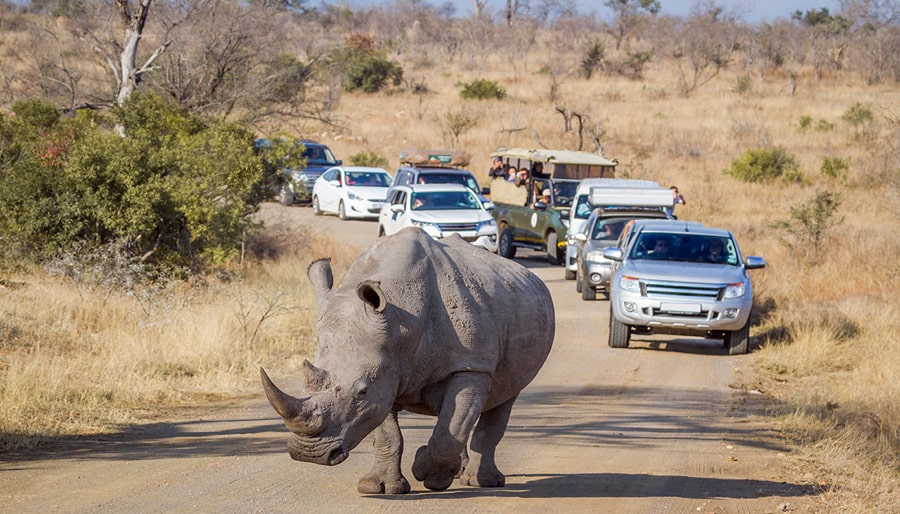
[0,94,267,274]
[331,34,403,94]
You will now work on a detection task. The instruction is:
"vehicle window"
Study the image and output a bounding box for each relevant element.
[631,233,739,264]
[322,168,338,181]
[573,195,592,219]
[412,191,480,210]
[592,218,627,241]
[303,145,339,165]
[552,181,578,206]
[418,172,479,193]
[345,172,390,186]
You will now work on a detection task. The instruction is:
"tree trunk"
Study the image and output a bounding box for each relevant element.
[116,0,154,106]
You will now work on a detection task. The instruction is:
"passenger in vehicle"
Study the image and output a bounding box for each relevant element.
[702,238,727,263]
[646,237,672,260]
[507,167,518,182]
[489,157,507,179]
[532,162,548,178]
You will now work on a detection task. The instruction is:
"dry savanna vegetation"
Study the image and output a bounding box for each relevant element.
[0,1,898,511]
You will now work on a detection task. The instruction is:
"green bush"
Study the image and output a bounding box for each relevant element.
[0,94,267,274]
[771,190,843,266]
[459,79,507,100]
[581,40,604,79]
[821,155,850,180]
[798,115,812,131]
[330,38,404,94]
[723,147,802,183]
[348,150,388,168]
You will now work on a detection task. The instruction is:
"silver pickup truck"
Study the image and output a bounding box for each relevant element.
[604,219,766,354]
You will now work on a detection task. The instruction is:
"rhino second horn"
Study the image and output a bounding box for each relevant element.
[260,367,325,436]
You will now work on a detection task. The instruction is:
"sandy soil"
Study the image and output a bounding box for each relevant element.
[0,203,820,513]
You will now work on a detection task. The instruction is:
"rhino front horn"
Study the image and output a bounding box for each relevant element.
[260,367,325,436]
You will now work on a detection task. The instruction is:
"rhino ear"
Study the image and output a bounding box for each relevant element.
[307,258,334,293]
[356,280,386,313]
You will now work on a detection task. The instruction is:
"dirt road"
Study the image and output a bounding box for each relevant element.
[0,203,818,513]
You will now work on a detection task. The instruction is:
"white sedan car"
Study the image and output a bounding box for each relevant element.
[311,166,393,220]
[378,184,498,252]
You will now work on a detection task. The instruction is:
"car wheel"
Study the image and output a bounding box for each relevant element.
[498,226,516,259]
[338,201,348,220]
[378,225,386,237]
[312,196,322,216]
[575,267,583,293]
[724,319,751,355]
[581,282,596,301]
[609,309,630,349]
[279,185,293,206]
[546,232,560,265]
[565,268,576,280]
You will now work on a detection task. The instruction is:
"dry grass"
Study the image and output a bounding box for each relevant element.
[1,18,898,510]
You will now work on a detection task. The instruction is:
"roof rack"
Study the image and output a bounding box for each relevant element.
[399,148,470,168]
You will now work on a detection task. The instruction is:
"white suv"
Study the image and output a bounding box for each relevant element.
[378,184,498,252]
[604,220,766,354]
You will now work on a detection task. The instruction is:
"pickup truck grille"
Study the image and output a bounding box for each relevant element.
[641,280,723,300]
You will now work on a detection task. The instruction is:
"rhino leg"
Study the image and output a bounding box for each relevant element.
[358,410,410,495]
[459,394,516,487]
[412,372,491,491]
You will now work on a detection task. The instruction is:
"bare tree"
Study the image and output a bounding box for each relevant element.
[111,0,170,105]
[474,0,487,17]
[605,0,660,51]
[672,4,740,96]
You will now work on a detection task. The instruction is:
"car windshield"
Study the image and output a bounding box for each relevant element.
[344,172,390,187]
[630,233,738,264]
[552,181,578,207]
[591,217,629,241]
[411,191,481,211]
[418,172,480,193]
[303,145,339,165]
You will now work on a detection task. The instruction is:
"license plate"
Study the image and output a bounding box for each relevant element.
[660,303,701,314]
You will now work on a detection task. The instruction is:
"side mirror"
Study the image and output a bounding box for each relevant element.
[390,204,405,213]
[574,233,587,242]
[482,187,491,195]
[745,256,766,269]
[483,201,495,211]
[329,180,341,187]
[603,248,624,262]
[336,159,343,165]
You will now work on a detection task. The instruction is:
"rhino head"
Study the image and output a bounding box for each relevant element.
[260,258,399,466]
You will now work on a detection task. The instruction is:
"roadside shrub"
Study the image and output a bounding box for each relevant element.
[348,150,388,168]
[821,155,850,180]
[330,35,403,94]
[816,119,834,131]
[459,79,506,100]
[798,115,812,131]
[723,146,802,183]
[842,102,876,142]
[770,190,843,266]
[581,40,604,79]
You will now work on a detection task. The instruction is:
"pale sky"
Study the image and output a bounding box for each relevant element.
[340,0,843,23]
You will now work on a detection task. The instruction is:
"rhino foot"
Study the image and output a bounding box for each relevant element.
[357,474,411,495]
[412,445,461,491]
[459,469,505,488]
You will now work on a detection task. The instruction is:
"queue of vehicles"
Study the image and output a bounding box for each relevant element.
[267,140,766,354]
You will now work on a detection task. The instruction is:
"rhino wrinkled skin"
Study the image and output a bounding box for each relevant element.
[261,227,555,494]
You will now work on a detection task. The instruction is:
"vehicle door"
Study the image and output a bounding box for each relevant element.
[519,178,552,244]
[317,168,342,212]
[380,189,409,235]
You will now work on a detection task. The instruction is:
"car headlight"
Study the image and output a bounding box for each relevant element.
[585,249,607,263]
[476,218,497,235]
[619,275,641,293]
[346,191,361,201]
[723,283,747,298]
[412,220,442,238]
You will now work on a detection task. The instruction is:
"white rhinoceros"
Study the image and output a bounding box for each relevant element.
[261,226,555,494]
